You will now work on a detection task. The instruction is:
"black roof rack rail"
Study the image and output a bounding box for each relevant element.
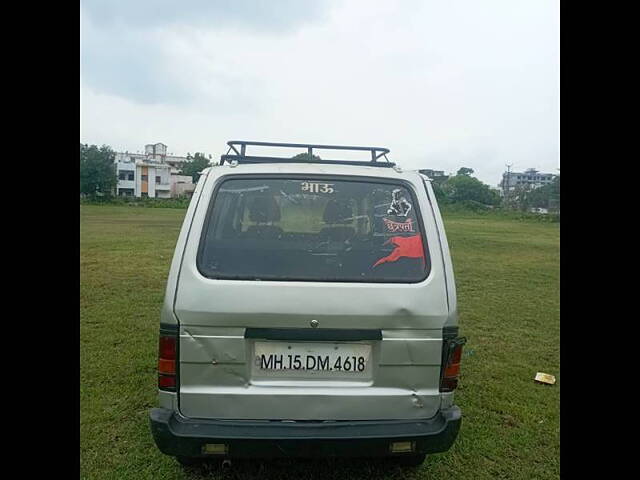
[220,140,394,168]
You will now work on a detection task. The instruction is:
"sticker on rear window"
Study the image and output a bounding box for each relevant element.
[382,218,414,233]
[372,234,425,268]
[387,188,412,217]
[301,181,334,194]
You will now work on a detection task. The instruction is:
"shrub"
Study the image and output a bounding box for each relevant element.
[80,196,190,209]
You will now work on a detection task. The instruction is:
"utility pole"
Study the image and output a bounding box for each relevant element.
[504,164,513,206]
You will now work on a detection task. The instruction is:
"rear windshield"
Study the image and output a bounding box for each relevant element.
[197,177,430,282]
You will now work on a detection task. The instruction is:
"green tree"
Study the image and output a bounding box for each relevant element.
[80,143,117,197]
[548,175,560,211]
[510,175,560,211]
[443,173,501,206]
[508,183,533,211]
[291,153,322,162]
[430,181,447,203]
[456,167,474,176]
[180,152,211,183]
[525,184,550,209]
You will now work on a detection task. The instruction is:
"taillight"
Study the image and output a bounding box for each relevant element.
[440,337,466,393]
[158,374,176,389]
[158,333,177,391]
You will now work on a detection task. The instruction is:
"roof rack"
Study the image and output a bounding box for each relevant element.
[220,140,394,168]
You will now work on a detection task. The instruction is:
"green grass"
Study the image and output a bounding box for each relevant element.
[80,205,559,480]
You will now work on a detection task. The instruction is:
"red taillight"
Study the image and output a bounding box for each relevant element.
[158,374,176,389]
[440,338,466,393]
[158,334,177,391]
[158,358,175,375]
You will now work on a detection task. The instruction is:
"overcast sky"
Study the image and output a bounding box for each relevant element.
[80,0,559,186]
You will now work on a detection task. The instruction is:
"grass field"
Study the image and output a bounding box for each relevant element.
[80,205,559,480]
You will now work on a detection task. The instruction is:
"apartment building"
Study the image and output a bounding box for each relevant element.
[114,143,195,198]
[499,168,556,193]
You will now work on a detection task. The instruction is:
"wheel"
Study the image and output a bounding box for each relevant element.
[175,456,204,467]
[394,453,427,467]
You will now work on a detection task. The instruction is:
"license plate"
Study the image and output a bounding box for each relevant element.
[254,341,371,374]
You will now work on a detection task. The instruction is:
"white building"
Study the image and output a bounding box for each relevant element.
[171,175,195,197]
[115,143,196,198]
[499,168,556,195]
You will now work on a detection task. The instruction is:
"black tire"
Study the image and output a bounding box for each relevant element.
[394,453,427,467]
[175,456,204,467]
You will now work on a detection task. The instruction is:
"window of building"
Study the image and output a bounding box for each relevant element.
[128,173,134,181]
[141,175,148,181]
[156,176,161,184]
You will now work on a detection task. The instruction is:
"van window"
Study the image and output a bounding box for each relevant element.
[198,177,430,282]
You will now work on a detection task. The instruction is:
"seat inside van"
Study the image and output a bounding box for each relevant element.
[319,199,356,242]
[244,195,283,239]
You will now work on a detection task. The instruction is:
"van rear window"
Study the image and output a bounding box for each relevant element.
[197,177,430,282]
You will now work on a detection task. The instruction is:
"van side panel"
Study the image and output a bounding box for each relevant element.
[158,170,209,410]
[422,178,458,326]
[160,169,210,328]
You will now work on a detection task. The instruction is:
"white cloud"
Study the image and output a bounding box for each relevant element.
[80,0,559,185]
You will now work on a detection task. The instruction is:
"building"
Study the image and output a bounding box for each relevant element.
[171,175,196,197]
[114,143,196,198]
[418,169,450,184]
[499,168,556,194]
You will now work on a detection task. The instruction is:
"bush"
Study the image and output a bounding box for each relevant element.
[440,204,559,223]
[80,196,191,209]
[442,175,501,206]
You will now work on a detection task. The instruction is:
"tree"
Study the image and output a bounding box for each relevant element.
[80,143,117,197]
[510,175,560,211]
[548,175,560,211]
[456,167,474,176]
[443,173,501,206]
[508,183,534,211]
[180,152,211,183]
[291,153,322,162]
[430,181,447,203]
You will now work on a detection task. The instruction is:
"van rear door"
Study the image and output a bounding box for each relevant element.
[174,172,450,421]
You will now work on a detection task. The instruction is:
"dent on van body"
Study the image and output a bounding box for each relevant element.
[174,290,449,419]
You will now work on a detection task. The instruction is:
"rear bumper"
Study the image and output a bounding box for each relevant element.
[149,406,462,459]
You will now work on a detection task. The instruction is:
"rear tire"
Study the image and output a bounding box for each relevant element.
[175,456,204,467]
[394,453,427,467]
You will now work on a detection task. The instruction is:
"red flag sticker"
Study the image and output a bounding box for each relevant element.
[382,217,414,233]
[372,234,425,268]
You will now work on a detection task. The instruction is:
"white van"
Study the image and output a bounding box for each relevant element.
[150,141,466,467]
